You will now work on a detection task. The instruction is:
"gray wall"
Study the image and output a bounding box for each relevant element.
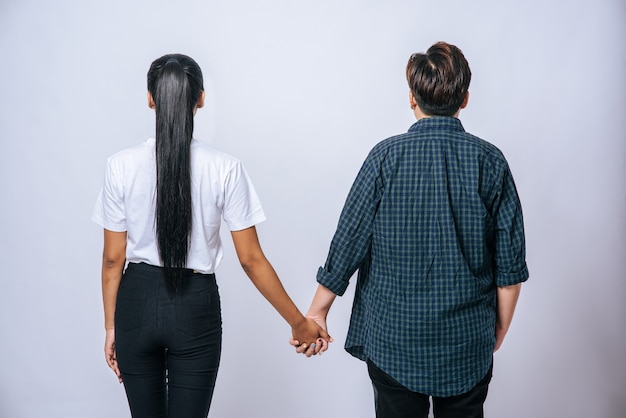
[1,0,624,417]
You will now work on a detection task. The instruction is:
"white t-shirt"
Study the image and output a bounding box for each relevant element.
[92,138,266,273]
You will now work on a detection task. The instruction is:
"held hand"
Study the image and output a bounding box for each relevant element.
[291,316,332,357]
[105,329,122,383]
[290,314,333,357]
[289,335,330,357]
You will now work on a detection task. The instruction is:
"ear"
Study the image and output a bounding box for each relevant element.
[460,91,469,109]
[409,91,417,110]
[147,92,155,109]
[196,91,205,109]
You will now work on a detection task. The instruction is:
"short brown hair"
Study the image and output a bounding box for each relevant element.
[406,42,471,116]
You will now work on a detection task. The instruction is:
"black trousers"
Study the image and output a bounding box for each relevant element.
[115,263,222,418]
[367,359,492,418]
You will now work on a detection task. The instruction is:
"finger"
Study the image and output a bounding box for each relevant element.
[296,343,308,354]
[109,358,123,382]
[289,338,300,347]
[107,360,122,383]
[305,343,317,358]
[317,339,325,354]
[321,337,333,354]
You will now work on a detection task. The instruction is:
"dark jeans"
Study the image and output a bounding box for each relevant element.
[367,359,492,418]
[115,263,222,418]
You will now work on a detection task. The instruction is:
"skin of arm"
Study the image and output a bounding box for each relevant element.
[231,226,330,351]
[101,229,127,382]
[494,283,522,353]
[305,284,337,331]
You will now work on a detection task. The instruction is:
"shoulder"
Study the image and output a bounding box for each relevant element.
[461,131,511,171]
[105,139,154,171]
[191,139,239,161]
[460,130,504,155]
[190,140,245,173]
[451,131,516,189]
[367,132,411,159]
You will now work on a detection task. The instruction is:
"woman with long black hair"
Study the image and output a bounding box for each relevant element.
[92,54,329,417]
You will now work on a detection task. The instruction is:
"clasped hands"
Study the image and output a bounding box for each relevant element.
[290,314,333,357]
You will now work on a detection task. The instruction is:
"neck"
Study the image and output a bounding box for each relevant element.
[413,107,461,120]
[413,106,430,120]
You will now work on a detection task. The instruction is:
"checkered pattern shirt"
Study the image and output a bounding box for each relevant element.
[317,117,528,396]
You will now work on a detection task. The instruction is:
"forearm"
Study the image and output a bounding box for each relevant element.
[307,284,337,318]
[241,257,305,328]
[231,227,306,327]
[101,229,127,331]
[494,283,521,351]
[102,259,125,330]
[496,283,521,330]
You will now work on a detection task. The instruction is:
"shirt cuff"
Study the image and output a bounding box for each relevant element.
[316,267,350,296]
[496,263,529,287]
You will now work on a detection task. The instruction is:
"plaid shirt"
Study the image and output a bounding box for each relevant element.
[317,117,528,396]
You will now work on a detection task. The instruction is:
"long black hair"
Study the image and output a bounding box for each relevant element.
[147,54,204,292]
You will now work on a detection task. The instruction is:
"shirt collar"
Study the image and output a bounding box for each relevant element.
[408,116,465,134]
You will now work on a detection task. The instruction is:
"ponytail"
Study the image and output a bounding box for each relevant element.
[147,54,204,293]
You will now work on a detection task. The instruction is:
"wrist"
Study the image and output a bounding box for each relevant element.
[289,313,307,329]
[306,308,328,319]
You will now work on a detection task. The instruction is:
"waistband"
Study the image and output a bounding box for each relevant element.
[126,262,216,279]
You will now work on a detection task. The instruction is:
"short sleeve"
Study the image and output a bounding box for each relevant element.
[222,161,266,231]
[91,157,127,232]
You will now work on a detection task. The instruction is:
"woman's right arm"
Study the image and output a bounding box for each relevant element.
[101,229,127,382]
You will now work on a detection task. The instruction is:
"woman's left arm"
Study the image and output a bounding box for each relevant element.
[231,226,330,351]
[101,229,127,382]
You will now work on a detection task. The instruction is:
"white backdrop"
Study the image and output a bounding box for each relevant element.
[0,1,624,417]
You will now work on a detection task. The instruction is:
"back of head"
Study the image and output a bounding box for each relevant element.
[147,54,204,292]
[147,54,204,116]
[406,42,471,116]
